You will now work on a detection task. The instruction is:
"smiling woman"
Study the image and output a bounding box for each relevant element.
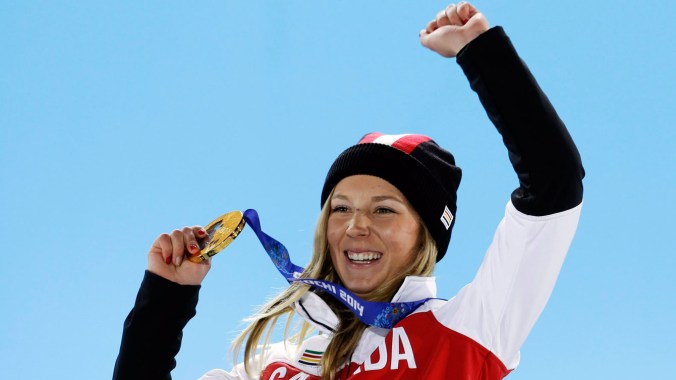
[328,175,424,296]
[113,2,584,379]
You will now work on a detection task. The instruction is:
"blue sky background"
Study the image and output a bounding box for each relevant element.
[1,1,674,379]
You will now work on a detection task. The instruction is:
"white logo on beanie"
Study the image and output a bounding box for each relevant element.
[440,206,453,230]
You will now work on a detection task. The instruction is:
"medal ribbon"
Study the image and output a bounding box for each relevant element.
[243,209,432,329]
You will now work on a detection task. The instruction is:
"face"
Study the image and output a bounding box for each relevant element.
[327,175,421,296]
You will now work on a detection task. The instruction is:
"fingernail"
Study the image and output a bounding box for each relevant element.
[189,243,198,252]
[165,256,172,264]
[197,230,206,237]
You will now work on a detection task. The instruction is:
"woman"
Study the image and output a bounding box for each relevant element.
[114,2,584,379]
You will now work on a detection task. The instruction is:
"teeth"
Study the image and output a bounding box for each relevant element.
[347,251,382,262]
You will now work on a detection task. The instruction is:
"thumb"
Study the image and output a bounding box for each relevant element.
[419,29,430,48]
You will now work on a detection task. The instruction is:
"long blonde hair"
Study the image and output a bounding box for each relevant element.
[232,196,438,379]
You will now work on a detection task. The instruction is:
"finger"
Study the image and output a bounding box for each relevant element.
[170,229,186,266]
[157,233,173,264]
[445,3,463,26]
[181,226,201,266]
[193,225,208,245]
[174,226,206,266]
[457,1,477,23]
[435,8,451,28]
[426,18,438,34]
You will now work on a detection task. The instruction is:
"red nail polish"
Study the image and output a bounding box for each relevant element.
[189,243,198,252]
[197,230,206,236]
[165,256,172,264]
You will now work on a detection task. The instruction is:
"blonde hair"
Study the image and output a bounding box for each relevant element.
[232,195,438,379]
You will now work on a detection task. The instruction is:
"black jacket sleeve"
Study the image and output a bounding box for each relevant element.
[113,271,200,380]
[456,26,584,216]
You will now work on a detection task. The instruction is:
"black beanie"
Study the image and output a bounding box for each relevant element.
[321,132,461,262]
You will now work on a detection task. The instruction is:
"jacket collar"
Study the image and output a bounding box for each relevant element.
[293,276,437,333]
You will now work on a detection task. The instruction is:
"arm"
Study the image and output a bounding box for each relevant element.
[456,27,584,214]
[421,2,584,213]
[422,1,584,370]
[113,271,200,380]
[114,226,211,379]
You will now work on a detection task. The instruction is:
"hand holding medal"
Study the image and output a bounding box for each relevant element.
[188,211,247,263]
[147,211,246,285]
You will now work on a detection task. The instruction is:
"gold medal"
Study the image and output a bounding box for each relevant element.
[188,211,246,263]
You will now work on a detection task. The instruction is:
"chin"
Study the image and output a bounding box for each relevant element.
[345,282,377,297]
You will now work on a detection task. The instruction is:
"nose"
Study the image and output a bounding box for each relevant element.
[346,210,370,237]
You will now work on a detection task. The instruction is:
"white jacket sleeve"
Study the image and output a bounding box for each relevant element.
[434,201,582,369]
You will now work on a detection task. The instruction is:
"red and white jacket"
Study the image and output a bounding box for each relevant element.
[201,201,582,380]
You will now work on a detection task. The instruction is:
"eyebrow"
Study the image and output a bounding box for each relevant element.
[331,194,404,203]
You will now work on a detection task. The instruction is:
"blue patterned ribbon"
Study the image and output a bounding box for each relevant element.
[243,209,432,329]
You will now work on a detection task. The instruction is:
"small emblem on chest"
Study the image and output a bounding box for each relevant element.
[298,349,323,366]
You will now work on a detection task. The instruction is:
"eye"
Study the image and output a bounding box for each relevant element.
[374,207,395,214]
[331,205,349,213]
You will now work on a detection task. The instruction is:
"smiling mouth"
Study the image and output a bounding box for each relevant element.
[346,251,382,264]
